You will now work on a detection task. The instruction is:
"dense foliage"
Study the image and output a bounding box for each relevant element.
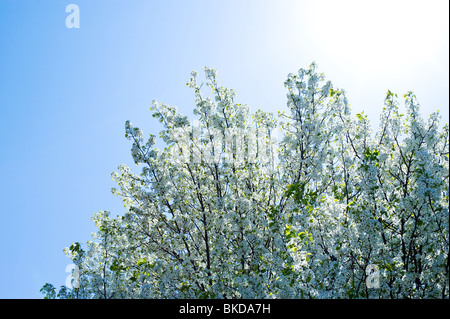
[41,63,449,299]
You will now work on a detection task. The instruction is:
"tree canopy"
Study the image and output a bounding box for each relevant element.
[41,63,449,299]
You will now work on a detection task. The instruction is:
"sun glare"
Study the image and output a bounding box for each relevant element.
[301,0,448,76]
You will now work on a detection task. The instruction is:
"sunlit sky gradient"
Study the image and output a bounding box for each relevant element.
[0,0,448,298]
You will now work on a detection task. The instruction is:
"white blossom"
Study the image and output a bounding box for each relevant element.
[42,63,449,299]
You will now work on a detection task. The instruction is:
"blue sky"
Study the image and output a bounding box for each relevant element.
[0,0,448,298]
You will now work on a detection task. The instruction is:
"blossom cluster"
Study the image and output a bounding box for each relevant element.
[41,64,449,299]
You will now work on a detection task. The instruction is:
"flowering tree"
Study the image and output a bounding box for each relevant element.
[41,63,449,299]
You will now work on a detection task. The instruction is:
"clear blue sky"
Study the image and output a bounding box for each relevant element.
[0,0,448,298]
